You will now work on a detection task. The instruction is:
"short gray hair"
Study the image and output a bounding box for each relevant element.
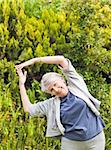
[41,72,65,92]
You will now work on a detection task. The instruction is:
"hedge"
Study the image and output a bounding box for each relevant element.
[0,0,111,149]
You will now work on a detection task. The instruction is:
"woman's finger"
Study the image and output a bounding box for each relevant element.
[15,64,23,70]
[24,71,27,77]
[16,68,23,76]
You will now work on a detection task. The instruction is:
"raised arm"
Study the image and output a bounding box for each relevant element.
[16,55,68,69]
[16,67,49,117]
[16,67,31,113]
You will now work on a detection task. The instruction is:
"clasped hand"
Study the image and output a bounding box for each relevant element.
[15,65,27,85]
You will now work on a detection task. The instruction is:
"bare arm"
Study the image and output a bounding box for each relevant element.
[16,68,31,112]
[16,68,49,116]
[16,55,68,69]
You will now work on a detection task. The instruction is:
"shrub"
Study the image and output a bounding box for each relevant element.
[0,0,111,149]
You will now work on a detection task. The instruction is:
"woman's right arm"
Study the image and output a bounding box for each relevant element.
[16,67,48,116]
[16,67,32,113]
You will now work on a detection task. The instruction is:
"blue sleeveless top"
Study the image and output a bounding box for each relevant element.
[60,91,105,141]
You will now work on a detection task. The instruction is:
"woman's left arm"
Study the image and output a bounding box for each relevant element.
[16,55,68,69]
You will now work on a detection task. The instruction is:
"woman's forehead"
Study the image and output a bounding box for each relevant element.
[48,81,57,89]
[48,80,62,90]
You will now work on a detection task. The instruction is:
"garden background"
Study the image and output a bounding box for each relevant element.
[0,0,111,149]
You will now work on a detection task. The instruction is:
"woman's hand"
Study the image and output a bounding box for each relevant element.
[16,66,27,85]
[15,64,24,70]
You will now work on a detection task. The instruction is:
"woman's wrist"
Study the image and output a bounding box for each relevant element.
[20,57,42,68]
[19,82,25,86]
[33,57,42,63]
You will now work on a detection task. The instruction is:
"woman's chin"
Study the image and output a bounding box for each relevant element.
[58,91,68,97]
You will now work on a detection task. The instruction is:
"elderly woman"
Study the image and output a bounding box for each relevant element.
[16,56,105,150]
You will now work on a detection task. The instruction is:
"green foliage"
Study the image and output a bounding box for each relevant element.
[0,0,111,149]
[24,0,62,18]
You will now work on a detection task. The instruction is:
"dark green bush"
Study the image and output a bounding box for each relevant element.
[0,0,111,149]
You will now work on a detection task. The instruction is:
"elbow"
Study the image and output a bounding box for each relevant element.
[59,56,68,69]
[57,55,66,63]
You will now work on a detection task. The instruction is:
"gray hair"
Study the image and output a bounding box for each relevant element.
[41,72,65,92]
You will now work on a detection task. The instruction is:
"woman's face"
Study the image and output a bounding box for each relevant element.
[47,79,68,97]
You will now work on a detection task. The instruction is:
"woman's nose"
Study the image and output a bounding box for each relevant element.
[53,86,58,92]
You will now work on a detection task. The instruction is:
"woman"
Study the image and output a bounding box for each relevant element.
[16,55,105,150]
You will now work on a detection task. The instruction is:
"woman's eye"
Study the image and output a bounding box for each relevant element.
[53,83,56,86]
[50,88,53,92]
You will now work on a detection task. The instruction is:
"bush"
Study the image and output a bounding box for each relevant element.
[0,0,111,149]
